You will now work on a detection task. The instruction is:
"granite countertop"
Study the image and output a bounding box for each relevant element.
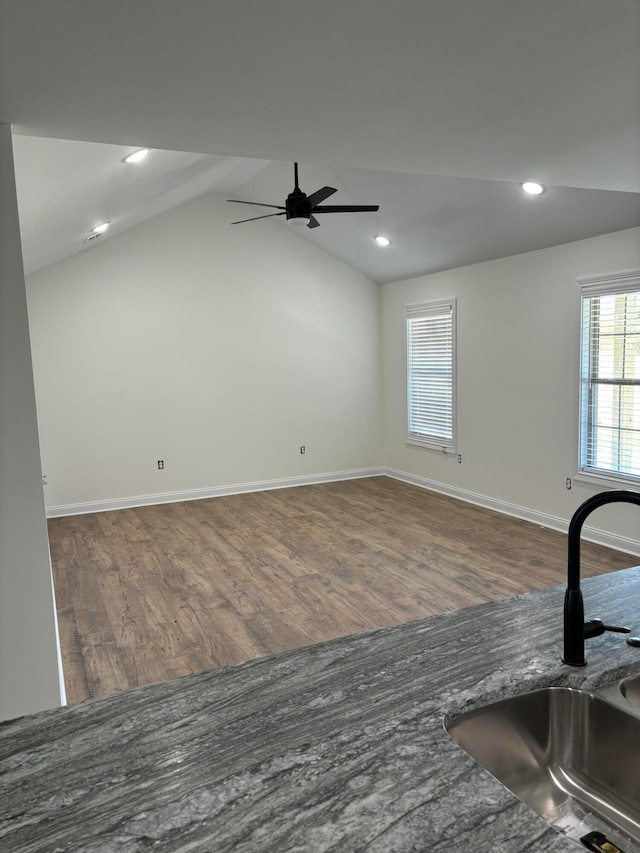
[2,567,640,852]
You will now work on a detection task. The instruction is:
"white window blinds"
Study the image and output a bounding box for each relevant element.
[406,299,456,451]
[579,273,640,485]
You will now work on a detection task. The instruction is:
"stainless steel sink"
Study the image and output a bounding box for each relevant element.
[447,687,640,850]
[621,674,640,709]
[595,672,640,717]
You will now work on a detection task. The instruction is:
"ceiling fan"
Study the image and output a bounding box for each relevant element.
[228,162,379,229]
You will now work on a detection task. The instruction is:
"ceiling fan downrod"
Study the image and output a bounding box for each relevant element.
[287,163,311,225]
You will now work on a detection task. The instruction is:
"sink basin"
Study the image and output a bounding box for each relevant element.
[595,672,640,717]
[621,674,640,709]
[447,687,640,849]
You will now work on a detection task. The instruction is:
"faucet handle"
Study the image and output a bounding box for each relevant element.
[584,618,631,638]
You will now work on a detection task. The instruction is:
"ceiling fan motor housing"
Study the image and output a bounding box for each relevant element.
[285,189,311,223]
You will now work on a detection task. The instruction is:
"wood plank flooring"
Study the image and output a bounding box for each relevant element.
[48,477,637,704]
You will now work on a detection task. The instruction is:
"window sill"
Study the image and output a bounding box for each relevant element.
[406,437,456,454]
[574,470,640,491]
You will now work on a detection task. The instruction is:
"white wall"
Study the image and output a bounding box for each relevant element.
[0,124,64,721]
[382,227,640,552]
[26,194,383,511]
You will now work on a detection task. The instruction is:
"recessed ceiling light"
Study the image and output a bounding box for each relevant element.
[123,148,150,164]
[521,181,546,195]
[375,235,391,247]
[91,222,110,235]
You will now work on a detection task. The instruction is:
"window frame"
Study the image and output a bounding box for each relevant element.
[577,270,640,489]
[405,298,457,453]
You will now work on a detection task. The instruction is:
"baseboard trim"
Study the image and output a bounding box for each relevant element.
[384,468,640,558]
[45,468,385,518]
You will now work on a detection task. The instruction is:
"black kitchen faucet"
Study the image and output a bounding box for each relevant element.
[563,490,640,666]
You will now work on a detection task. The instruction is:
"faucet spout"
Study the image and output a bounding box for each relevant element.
[563,490,640,666]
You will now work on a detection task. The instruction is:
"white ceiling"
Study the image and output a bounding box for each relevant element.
[2,0,640,283]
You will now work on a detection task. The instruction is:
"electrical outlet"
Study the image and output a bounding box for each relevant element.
[300,446,306,455]
[566,477,572,489]
[42,474,48,486]
[457,454,462,464]
[157,460,165,470]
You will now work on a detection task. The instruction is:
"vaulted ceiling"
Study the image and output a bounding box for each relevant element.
[2,0,639,283]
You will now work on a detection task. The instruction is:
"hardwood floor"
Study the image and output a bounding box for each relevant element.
[48,477,637,704]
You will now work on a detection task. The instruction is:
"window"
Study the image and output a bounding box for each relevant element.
[579,271,640,486]
[406,299,456,451]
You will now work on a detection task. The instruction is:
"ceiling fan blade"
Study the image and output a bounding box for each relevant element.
[230,212,287,224]
[307,214,320,229]
[227,200,286,210]
[312,205,380,213]
[307,186,337,208]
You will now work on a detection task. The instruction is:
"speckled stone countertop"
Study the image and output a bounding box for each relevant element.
[3,567,640,852]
